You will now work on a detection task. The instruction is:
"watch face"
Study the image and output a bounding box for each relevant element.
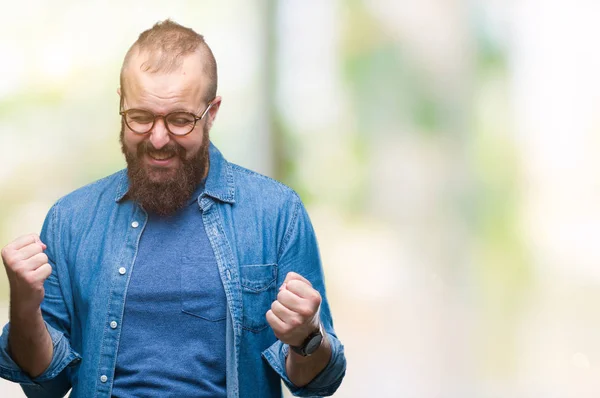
[304,333,323,355]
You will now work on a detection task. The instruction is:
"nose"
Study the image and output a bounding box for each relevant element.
[148,117,171,150]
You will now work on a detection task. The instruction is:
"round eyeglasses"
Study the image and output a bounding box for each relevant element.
[119,98,215,136]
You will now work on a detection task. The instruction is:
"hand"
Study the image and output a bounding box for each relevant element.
[266,272,322,347]
[1,234,52,315]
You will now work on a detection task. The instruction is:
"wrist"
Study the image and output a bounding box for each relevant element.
[9,299,43,323]
[290,323,325,357]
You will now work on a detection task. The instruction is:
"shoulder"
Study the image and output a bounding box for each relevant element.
[41,169,126,243]
[230,163,302,209]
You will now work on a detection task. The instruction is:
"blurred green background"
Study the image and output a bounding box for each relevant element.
[2,0,600,396]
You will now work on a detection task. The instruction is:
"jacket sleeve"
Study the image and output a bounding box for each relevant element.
[0,203,81,397]
[262,195,346,396]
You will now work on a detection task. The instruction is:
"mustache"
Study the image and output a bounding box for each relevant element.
[136,140,186,159]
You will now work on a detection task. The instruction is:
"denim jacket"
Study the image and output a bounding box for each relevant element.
[0,143,346,397]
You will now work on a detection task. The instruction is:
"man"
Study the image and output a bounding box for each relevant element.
[0,20,346,397]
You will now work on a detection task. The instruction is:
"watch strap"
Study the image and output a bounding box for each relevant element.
[290,324,323,357]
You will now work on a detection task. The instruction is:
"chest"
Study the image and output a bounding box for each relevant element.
[68,202,227,326]
[126,208,227,322]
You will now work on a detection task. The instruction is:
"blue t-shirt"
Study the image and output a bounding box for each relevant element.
[111,184,227,397]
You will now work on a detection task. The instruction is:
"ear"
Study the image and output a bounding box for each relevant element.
[205,96,222,131]
[117,87,121,96]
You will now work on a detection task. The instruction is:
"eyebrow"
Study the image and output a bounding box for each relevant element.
[129,106,196,115]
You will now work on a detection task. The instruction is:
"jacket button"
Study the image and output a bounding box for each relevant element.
[100,375,108,383]
[119,267,126,275]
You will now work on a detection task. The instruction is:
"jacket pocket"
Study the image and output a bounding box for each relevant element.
[180,256,227,321]
[239,263,278,332]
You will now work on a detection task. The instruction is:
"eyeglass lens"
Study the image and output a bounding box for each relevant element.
[124,110,196,135]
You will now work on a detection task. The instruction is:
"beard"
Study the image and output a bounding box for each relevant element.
[120,123,210,216]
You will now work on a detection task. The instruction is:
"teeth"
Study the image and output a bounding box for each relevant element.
[149,152,173,160]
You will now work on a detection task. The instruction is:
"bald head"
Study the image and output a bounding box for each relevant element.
[120,19,217,101]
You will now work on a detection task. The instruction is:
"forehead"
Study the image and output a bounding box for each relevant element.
[122,51,206,109]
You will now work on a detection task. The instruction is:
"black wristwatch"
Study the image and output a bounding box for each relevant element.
[290,324,324,357]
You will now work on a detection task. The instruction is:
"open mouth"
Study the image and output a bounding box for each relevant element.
[148,152,176,161]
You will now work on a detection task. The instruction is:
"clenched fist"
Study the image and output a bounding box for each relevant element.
[1,234,52,315]
[266,272,322,347]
